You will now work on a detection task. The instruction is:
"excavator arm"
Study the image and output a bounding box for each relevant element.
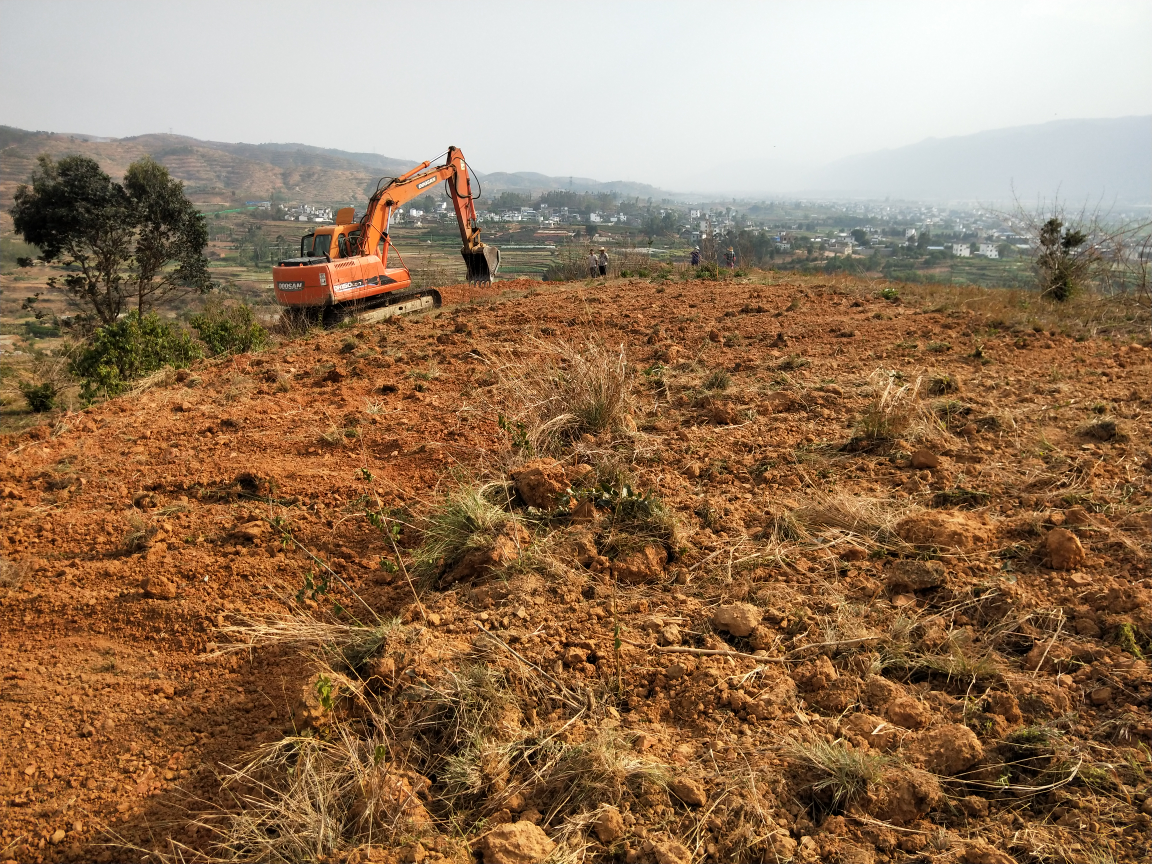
[357,146,499,282]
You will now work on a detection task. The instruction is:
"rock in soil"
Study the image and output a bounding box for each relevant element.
[883,559,946,592]
[712,602,762,637]
[611,544,666,583]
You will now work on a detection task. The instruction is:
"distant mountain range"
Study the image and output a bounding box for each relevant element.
[1,116,1148,206]
[0,126,667,208]
[685,116,1151,204]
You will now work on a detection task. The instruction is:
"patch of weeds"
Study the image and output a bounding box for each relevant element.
[703,369,732,392]
[498,339,635,451]
[1115,623,1145,660]
[931,488,991,509]
[894,340,919,351]
[850,374,915,445]
[1081,418,1127,442]
[778,354,809,371]
[925,374,958,396]
[19,381,58,413]
[934,400,972,426]
[122,512,157,553]
[879,287,899,301]
[926,341,952,353]
[497,413,532,453]
[723,333,745,348]
[408,361,439,382]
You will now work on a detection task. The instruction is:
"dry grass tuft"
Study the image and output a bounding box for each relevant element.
[784,737,890,807]
[496,339,636,452]
[413,482,524,578]
[198,619,674,863]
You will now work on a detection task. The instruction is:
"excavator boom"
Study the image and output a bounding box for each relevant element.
[358,146,499,283]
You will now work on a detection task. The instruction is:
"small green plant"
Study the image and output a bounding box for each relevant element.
[19,381,58,413]
[189,300,268,357]
[71,311,202,400]
[314,675,335,711]
[723,333,745,348]
[498,413,532,452]
[295,569,330,603]
[1116,623,1145,660]
[926,341,952,353]
[695,262,721,281]
[926,375,958,396]
[879,287,899,301]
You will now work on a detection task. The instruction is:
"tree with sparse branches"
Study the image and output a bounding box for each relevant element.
[10,155,212,328]
[1034,216,1093,302]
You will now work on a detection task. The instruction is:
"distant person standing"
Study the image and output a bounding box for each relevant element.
[598,247,609,277]
[725,247,735,270]
[690,247,701,267]
[587,249,598,278]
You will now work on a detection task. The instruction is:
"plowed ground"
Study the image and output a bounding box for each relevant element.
[1,274,1150,864]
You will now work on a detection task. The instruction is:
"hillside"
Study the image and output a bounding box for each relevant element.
[807,116,1152,204]
[0,126,671,209]
[1,272,1150,863]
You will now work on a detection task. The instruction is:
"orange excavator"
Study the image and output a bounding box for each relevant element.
[272,146,499,325]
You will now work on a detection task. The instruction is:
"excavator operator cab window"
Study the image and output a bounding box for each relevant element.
[337,234,349,258]
[304,233,332,259]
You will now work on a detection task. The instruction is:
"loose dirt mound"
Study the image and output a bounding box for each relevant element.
[1,274,1150,863]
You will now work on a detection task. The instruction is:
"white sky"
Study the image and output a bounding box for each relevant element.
[1,0,1149,190]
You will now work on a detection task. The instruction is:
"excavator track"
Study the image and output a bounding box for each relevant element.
[321,287,442,327]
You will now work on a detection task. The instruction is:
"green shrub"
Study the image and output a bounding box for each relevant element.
[19,381,57,413]
[190,301,268,356]
[70,311,202,400]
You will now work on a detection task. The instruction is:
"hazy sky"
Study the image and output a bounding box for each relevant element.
[1,0,1149,190]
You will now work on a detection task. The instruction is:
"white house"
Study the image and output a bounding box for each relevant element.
[952,243,971,257]
[978,243,999,259]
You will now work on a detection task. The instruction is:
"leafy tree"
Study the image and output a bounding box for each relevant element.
[490,191,530,212]
[585,223,597,238]
[851,228,867,246]
[70,312,202,400]
[10,155,211,328]
[11,155,135,326]
[123,157,212,314]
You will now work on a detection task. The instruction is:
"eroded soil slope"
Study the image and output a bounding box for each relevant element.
[1,274,1150,864]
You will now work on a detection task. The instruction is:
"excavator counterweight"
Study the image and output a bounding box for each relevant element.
[271,146,497,325]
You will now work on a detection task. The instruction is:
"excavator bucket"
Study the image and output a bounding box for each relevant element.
[462,244,500,283]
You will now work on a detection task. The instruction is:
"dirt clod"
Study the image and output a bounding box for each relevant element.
[480,821,556,864]
[1045,527,1086,570]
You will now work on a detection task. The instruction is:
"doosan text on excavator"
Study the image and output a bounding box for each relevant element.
[271,146,499,325]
